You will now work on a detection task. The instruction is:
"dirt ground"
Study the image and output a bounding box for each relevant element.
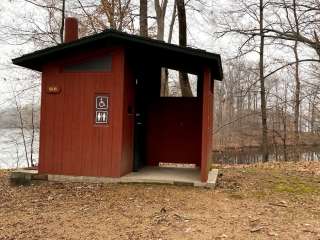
[1,162,320,240]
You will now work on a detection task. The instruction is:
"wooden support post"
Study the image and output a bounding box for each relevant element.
[201,67,214,182]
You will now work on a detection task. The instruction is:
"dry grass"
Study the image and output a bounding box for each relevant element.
[1,162,320,239]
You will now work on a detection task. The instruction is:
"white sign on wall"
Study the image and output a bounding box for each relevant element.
[95,96,109,124]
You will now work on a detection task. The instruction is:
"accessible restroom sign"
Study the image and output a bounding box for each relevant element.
[95,95,109,124]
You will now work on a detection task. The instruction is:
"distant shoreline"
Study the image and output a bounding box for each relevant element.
[213,144,320,153]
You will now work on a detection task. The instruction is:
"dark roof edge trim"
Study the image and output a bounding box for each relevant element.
[12,30,223,80]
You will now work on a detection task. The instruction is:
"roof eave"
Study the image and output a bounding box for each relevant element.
[12,30,223,80]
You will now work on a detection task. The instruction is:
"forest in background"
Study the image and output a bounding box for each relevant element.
[0,0,320,165]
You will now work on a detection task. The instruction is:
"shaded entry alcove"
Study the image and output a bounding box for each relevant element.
[130,58,203,172]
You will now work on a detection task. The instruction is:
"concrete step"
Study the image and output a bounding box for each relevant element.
[10,169,47,186]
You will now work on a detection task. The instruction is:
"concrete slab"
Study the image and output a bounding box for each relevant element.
[10,169,47,185]
[12,167,219,188]
[121,167,201,186]
[48,174,118,184]
[122,167,218,188]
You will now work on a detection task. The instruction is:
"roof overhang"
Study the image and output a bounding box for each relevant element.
[12,29,223,80]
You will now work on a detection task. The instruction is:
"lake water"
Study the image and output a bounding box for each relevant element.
[0,128,39,169]
[1,128,320,169]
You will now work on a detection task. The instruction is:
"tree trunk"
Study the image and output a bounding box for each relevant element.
[311,99,316,133]
[177,0,187,46]
[30,93,35,167]
[12,88,29,168]
[155,0,168,96]
[292,0,301,159]
[259,0,268,162]
[154,0,168,40]
[283,83,288,161]
[109,0,116,29]
[59,0,66,43]
[168,0,177,43]
[176,0,193,97]
[179,72,193,96]
[139,0,148,37]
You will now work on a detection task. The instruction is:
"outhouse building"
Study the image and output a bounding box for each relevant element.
[12,18,223,183]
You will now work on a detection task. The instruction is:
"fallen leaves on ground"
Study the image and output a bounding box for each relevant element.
[0,162,320,240]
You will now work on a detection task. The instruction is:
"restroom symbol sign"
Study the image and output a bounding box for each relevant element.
[96,96,108,110]
[96,111,108,124]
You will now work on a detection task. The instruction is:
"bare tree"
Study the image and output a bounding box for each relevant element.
[259,0,269,161]
[140,0,148,37]
[264,0,320,59]
[10,80,38,168]
[98,0,134,31]
[176,0,193,97]
[167,0,177,43]
[59,0,66,43]
[154,0,168,40]
[280,0,302,157]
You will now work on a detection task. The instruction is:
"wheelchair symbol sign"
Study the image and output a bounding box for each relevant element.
[96,96,108,110]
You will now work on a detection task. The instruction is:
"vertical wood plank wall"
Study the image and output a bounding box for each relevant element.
[201,67,214,182]
[146,98,202,166]
[38,46,214,182]
[38,47,126,177]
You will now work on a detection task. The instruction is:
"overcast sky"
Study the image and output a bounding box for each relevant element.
[1,0,312,110]
[0,0,236,110]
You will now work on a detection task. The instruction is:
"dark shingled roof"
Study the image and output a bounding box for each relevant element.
[12,29,223,80]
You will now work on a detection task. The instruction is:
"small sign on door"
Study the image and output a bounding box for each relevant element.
[95,95,109,124]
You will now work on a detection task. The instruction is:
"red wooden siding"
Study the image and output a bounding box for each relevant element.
[146,97,202,166]
[38,45,213,182]
[201,67,214,182]
[39,47,126,177]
